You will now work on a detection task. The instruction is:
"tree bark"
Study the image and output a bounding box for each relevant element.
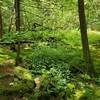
[15,0,20,31]
[0,0,3,38]
[78,0,95,76]
[14,0,21,66]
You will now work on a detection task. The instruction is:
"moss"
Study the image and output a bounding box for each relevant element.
[95,87,100,97]
[14,66,33,80]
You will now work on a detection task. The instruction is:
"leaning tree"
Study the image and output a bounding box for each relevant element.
[78,0,95,76]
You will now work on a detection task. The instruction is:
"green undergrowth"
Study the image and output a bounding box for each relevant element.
[88,30,100,74]
[0,29,100,99]
[0,47,16,63]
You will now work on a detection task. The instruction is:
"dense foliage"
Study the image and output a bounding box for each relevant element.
[0,0,100,100]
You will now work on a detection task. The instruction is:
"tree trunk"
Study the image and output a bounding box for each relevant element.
[15,0,20,31]
[78,0,95,76]
[14,0,21,66]
[0,0,3,38]
[8,0,15,32]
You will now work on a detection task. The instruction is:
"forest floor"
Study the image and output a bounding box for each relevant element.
[0,30,100,100]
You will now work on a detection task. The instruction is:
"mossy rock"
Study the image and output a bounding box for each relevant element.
[14,66,33,80]
[0,66,35,97]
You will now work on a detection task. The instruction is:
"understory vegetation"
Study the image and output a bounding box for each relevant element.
[0,30,100,100]
[0,0,100,100]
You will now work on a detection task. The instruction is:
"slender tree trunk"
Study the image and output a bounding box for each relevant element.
[78,0,95,76]
[0,0,3,38]
[8,0,15,32]
[15,0,20,31]
[14,0,21,65]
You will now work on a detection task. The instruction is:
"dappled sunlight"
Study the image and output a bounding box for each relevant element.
[74,89,85,99]
[90,30,100,35]
[15,66,33,80]
[0,0,100,99]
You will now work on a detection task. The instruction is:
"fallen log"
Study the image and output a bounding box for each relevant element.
[0,41,34,45]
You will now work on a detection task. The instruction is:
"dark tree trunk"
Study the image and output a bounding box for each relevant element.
[15,0,20,31]
[78,0,95,76]
[0,1,3,38]
[14,0,21,66]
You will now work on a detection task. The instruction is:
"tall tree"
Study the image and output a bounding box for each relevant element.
[78,0,95,76]
[8,0,15,32]
[15,0,20,31]
[0,0,3,38]
[15,0,21,65]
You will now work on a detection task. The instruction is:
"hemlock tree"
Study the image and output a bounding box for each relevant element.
[78,0,95,76]
[0,0,3,38]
